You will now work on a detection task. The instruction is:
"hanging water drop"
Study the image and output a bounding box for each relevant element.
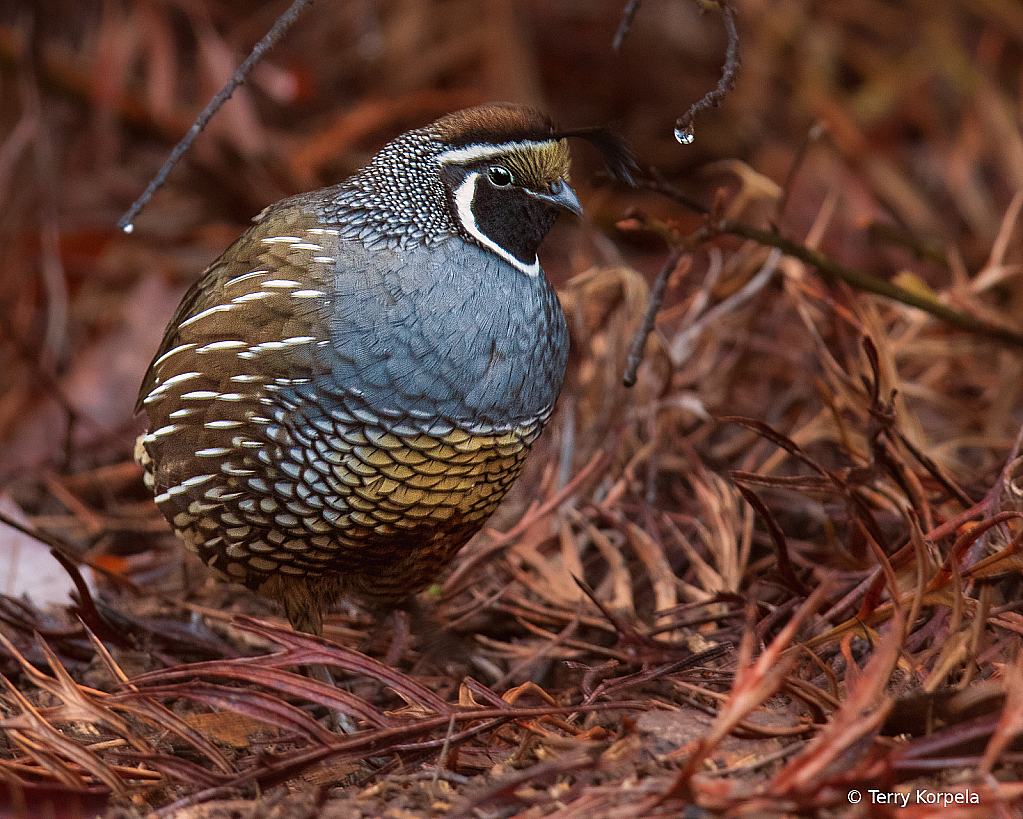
[122,222,134,234]
[674,124,695,145]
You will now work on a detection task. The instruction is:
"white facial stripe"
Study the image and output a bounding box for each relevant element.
[452,172,540,277]
[436,139,557,166]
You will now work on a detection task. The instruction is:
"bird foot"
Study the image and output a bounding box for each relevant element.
[306,662,360,734]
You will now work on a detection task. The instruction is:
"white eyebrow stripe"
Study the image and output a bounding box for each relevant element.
[436,139,558,166]
[452,172,540,278]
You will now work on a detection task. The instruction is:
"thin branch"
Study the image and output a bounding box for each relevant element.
[612,1,740,144]
[612,0,642,50]
[117,0,314,231]
[674,1,739,144]
[621,176,1023,376]
[719,219,1023,348]
[623,245,686,386]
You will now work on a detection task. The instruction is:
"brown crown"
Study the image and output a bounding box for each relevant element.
[432,102,557,147]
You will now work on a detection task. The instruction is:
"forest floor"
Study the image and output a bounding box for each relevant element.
[3,1,1023,817]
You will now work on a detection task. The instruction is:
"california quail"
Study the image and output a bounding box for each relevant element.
[136,102,583,639]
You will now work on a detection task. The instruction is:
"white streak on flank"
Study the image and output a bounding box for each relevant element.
[157,487,196,503]
[452,172,540,278]
[225,270,266,287]
[182,474,216,487]
[232,291,273,303]
[179,304,233,329]
[206,420,242,429]
[153,343,196,368]
[207,487,242,500]
[181,390,220,400]
[261,279,300,288]
[230,374,260,382]
[281,336,316,346]
[291,289,325,298]
[144,370,202,403]
[161,371,203,388]
[436,139,557,166]
[196,340,246,353]
[169,408,193,419]
[196,447,232,457]
[291,242,323,251]
[313,256,334,264]
[260,236,301,244]
[217,393,245,401]
[150,424,182,438]
[306,228,340,236]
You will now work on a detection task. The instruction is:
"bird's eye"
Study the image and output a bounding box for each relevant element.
[487,166,513,187]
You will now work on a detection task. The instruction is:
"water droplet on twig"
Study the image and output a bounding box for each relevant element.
[674,124,695,145]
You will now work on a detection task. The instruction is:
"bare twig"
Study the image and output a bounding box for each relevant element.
[721,219,1023,348]
[612,0,642,50]
[117,0,314,231]
[674,1,739,144]
[612,1,739,143]
[622,245,685,386]
[622,176,1023,375]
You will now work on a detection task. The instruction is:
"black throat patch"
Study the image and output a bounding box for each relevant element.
[469,181,558,266]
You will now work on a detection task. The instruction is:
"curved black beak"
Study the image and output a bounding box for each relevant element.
[531,179,583,216]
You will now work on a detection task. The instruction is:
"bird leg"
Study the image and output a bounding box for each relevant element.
[273,582,360,734]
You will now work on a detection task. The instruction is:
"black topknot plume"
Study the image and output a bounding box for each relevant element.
[555,124,639,186]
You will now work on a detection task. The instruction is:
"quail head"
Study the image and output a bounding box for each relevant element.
[136,102,588,638]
